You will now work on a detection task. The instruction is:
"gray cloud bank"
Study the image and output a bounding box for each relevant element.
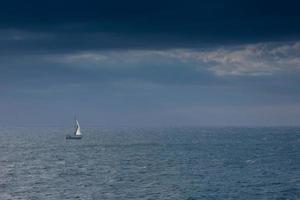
[51,41,300,76]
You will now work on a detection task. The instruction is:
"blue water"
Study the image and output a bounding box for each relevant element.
[0,127,299,200]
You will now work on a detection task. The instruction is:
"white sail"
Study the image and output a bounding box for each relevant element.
[74,120,82,136]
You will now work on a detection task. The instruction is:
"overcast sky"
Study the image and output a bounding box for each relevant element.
[1,0,300,127]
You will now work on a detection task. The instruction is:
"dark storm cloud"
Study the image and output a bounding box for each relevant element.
[0,0,300,53]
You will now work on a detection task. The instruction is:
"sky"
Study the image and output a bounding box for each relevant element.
[1,0,300,127]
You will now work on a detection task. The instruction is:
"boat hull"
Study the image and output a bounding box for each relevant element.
[66,135,82,139]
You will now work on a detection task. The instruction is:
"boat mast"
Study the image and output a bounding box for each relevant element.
[74,115,77,135]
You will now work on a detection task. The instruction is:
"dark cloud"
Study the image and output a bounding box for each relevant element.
[0,0,300,54]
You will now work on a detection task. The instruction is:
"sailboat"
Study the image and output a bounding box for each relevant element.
[66,117,82,139]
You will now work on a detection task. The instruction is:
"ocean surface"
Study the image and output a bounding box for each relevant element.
[0,127,299,200]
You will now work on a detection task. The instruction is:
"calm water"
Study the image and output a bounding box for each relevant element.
[0,127,299,200]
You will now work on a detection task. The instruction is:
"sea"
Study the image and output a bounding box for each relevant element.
[0,127,299,200]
